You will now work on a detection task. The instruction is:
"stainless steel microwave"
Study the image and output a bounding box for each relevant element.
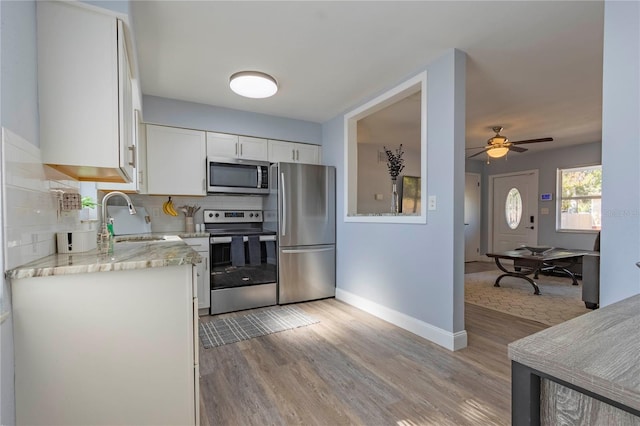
[207,157,270,194]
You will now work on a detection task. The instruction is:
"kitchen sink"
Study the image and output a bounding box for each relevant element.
[114,235,182,244]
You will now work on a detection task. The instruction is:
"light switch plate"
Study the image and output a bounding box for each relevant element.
[375,193,384,201]
[428,195,437,210]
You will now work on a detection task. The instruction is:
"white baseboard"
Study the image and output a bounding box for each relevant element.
[335,288,468,351]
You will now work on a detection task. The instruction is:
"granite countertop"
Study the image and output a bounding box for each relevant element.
[6,234,202,280]
[121,232,211,240]
[508,293,640,411]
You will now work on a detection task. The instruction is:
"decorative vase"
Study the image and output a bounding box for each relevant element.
[185,217,195,233]
[391,179,399,214]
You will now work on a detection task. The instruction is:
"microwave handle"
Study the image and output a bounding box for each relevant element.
[281,172,286,237]
[257,166,262,189]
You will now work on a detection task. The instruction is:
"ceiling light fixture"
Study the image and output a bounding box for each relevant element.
[486,146,509,158]
[229,71,278,99]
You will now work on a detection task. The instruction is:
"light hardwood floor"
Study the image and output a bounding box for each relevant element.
[198,298,546,426]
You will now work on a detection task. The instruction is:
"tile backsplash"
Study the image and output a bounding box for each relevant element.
[1,127,81,271]
[124,194,264,233]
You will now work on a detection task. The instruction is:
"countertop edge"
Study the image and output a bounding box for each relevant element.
[508,294,640,411]
[7,238,202,280]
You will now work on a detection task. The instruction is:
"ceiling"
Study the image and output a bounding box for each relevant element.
[131,1,604,158]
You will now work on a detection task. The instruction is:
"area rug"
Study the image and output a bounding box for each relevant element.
[465,271,591,326]
[199,305,319,349]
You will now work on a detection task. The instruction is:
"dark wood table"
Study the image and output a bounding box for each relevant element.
[485,248,596,295]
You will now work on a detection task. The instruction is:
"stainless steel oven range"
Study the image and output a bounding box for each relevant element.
[204,209,277,315]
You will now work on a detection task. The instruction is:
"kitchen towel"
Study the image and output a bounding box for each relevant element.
[266,241,276,265]
[247,236,261,266]
[230,236,245,267]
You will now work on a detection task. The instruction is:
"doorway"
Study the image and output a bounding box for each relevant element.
[464,173,481,262]
[489,170,539,252]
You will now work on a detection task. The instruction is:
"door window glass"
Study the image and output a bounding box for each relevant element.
[505,188,522,229]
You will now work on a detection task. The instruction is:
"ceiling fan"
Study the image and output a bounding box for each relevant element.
[467,126,553,159]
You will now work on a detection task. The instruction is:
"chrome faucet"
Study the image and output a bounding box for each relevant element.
[101,191,137,232]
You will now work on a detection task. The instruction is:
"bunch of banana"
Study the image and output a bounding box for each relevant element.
[162,197,179,216]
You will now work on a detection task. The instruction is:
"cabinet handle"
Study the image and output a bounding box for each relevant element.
[128,146,136,167]
[235,143,238,156]
[138,170,144,186]
[240,144,243,156]
[292,150,295,161]
[296,150,300,161]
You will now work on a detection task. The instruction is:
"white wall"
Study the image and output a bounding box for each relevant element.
[600,0,640,305]
[0,129,82,426]
[322,49,467,351]
[357,143,421,214]
[1,1,39,422]
[143,95,322,145]
[0,0,38,148]
[470,141,602,254]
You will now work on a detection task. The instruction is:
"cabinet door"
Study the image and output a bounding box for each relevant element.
[238,136,268,161]
[268,140,297,163]
[268,140,320,164]
[206,132,239,158]
[37,2,131,182]
[136,115,148,194]
[146,125,206,195]
[197,250,210,309]
[185,238,210,310]
[117,20,134,182]
[295,143,321,164]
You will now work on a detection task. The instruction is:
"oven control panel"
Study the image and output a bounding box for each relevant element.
[203,209,263,223]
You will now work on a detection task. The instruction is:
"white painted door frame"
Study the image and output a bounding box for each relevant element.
[488,169,539,253]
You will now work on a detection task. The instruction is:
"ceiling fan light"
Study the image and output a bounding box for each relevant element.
[488,135,508,145]
[229,71,278,98]
[487,146,509,158]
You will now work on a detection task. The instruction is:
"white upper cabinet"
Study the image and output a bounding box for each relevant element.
[97,111,146,193]
[268,140,321,164]
[146,125,206,196]
[206,132,268,161]
[37,1,134,182]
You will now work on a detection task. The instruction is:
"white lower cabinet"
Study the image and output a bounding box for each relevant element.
[12,265,198,425]
[185,237,211,310]
[268,139,321,164]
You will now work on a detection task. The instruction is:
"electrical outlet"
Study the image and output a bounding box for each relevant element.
[428,195,437,211]
[152,207,160,218]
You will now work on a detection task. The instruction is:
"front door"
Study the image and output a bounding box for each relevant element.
[491,170,538,252]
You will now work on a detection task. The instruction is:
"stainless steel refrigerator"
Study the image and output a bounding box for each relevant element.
[264,163,336,304]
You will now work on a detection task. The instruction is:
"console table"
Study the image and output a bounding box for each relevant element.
[486,249,596,295]
[509,294,640,425]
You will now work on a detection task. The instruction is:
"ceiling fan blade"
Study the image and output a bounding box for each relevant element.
[467,147,490,158]
[510,137,553,145]
[509,146,528,153]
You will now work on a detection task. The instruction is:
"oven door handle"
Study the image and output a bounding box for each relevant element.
[210,235,276,244]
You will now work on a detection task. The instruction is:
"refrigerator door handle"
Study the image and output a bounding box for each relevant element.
[282,247,334,254]
[280,172,286,237]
